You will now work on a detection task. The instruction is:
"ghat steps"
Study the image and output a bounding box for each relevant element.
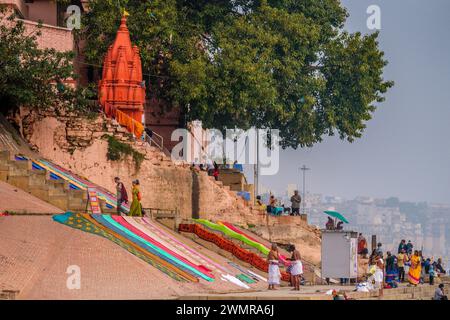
[181,280,450,300]
[0,150,115,213]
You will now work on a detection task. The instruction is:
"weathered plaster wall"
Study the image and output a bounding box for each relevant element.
[14,109,322,266]
[17,108,251,221]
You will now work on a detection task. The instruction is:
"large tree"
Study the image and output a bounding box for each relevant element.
[81,0,393,148]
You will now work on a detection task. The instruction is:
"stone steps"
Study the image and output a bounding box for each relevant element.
[0,150,88,212]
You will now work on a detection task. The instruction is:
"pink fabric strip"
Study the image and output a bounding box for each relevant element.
[111,215,214,279]
[141,217,230,273]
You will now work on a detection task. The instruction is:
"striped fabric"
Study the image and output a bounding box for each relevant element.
[198,219,291,266]
[219,221,291,266]
[53,213,215,282]
[140,217,232,274]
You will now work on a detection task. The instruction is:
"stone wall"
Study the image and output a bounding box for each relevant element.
[14,108,253,221]
[11,108,322,265]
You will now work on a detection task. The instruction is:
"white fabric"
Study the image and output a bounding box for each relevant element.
[290,260,303,276]
[372,280,382,290]
[355,283,370,292]
[268,261,281,285]
[366,276,375,291]
[373,258,384,283]
[247,270,267,282]
[374,269,384,283]
[222,274,250,289]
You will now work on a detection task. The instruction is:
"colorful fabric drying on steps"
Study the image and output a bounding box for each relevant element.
[236,274,256,284]
[218,221,290,266]
[53,213,215,282]
[179,223,291,282]
[227,261,262,282]
[195,219,291,266]
[140,217,232,274]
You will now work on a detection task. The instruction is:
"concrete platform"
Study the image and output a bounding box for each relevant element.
[180,282,448,300]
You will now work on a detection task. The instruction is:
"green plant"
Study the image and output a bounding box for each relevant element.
[103,135,145,171]
[81,0,393,148]
[0,9,94,115]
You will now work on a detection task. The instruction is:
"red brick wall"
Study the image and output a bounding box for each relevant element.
[145,98,181,152]
[23,20,74,52]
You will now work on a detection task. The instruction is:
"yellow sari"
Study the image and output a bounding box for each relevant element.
[408,254,421,285]
[129,186,142,217]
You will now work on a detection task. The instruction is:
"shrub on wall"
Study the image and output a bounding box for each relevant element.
[103,135,145,171]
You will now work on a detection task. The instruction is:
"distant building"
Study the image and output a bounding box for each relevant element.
[0,0,80,52]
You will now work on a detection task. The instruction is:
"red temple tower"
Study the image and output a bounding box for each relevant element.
[98,15,145,128]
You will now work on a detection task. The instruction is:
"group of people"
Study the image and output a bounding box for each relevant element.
[191,160,246,182]
[190,161,220,181]
[267,243,304,291]
[259,190,303,216]
[325,217,344,230]
[362,238,447,299]
[114,177,143,216]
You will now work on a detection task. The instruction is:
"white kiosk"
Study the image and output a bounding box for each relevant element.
[321,230,358,280]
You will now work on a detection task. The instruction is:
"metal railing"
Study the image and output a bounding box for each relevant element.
[143,130,164,151]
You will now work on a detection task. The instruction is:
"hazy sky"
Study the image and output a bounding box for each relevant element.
[256,0,450,203]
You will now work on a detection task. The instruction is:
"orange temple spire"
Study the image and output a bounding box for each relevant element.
[98,15,146,131]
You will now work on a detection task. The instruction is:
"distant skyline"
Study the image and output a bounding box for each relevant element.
[250,0,450,204]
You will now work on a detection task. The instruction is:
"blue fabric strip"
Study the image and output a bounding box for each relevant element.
[92,215,213,281]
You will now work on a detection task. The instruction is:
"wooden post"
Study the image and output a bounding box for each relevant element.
[371,235,377,252]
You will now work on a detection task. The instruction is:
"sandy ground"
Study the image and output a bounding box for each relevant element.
[0,181,63,214]
[0,216,267,299]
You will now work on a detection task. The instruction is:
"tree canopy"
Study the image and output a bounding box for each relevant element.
[81,0,393,148]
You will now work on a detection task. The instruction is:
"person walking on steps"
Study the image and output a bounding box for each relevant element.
[129,179,143,217]
[114,177,128,215]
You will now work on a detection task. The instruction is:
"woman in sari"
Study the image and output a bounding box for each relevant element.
[385,251,398,285]
[129,179,143,217]
[408,250,422,286]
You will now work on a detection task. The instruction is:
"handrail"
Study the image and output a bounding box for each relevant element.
[143,130,174,158]
[143,130,163,151]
